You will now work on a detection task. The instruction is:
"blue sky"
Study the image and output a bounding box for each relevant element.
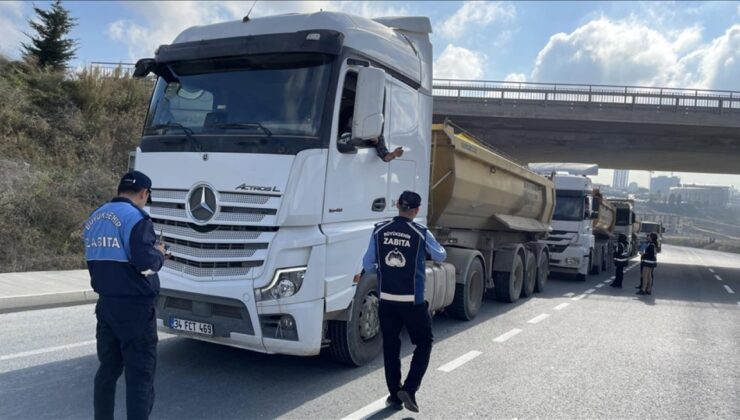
[2,1,739,187]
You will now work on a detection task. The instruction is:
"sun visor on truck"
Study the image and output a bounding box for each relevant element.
[155,30,344,63]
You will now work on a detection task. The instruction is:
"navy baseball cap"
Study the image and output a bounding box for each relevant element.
[398,190,421,210]
[118,170,152,193]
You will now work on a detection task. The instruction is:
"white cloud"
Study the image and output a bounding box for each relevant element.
[434,44,485,79]
[437,1,515,39]
[108,1,411,62]
[532,18,681,86]
[530,17,740,90]
[504,72,526,82]
[0,1,25,58]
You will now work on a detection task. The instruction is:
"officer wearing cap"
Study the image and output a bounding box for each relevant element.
[361,190,446,413]
[83,170,166,420]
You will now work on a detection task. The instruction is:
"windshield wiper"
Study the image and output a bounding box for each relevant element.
[147,122,203,152]
[213,122,273,137]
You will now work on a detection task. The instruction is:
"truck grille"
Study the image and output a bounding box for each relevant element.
[149,188,279,281]
[547,244,569,254]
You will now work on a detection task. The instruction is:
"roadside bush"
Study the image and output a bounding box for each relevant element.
[0,57,151,272]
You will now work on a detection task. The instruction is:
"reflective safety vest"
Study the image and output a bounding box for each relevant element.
[373,217,427,305]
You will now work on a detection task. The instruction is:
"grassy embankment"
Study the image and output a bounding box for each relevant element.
[0,58,150,272]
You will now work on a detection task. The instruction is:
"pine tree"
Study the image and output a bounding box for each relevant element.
[22,0,78,71]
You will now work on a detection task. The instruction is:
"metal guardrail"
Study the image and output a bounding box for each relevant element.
[433,79,740,113]
[87,63,740,113]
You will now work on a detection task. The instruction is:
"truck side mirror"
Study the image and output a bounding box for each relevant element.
[591,211,600,220]
[591,198,600,212]
[630,214,635,224]
[133,58,156,79]
[352,67,386,141]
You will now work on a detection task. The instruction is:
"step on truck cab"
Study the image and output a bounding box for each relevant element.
[130,11,554,366]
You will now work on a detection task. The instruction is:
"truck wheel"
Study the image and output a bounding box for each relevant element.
[590,248,601,275]
[521,252,536,298]
[534,249,549,293]
[328,277,382,366]
[495,254,524,303]
[577,254,591,281]
[448,259,484,321]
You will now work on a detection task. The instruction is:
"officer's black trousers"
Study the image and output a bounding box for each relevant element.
[613,265,624,287]
[94,301,158,420]
[379,301,433,396]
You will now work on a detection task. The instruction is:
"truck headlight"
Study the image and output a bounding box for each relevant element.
[565,257,580,265]
[256,267,306,302]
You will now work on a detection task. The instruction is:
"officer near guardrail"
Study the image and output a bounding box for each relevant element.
[361,190,447,413]
[83,170,166,420]
[610,234,629,288]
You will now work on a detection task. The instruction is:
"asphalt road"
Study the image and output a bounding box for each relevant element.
[1,245,738,419]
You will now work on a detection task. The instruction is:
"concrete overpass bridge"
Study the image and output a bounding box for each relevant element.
[432,79,740,174]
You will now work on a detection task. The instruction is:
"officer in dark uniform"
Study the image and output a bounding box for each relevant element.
[84,171,166,420]
[610,234,629,288]
[361,191,446,413]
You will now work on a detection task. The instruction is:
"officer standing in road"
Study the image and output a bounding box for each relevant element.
[610,234,629,288]
[361,191,447,413]
[637,232,659,295]
[84,171,166,420]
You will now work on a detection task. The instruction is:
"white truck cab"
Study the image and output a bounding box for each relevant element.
[543,174,597,281]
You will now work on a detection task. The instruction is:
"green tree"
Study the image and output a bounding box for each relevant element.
[21,0,78,71]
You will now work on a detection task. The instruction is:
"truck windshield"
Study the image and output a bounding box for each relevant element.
[142,53,333,151]
[641,223,659,233]
[553,191,586,221]
[615,208,631,225]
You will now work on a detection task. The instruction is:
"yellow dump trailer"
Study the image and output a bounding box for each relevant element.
[421,123,555,317]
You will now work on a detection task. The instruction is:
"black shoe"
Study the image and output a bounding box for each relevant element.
[635,285,641,289]
[397,390,419,413]
[636,290,645,295]
[385,394,403,410]
[646,291,652,295]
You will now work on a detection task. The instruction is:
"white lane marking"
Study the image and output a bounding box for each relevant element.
[554,302,570,310]
[724,285,735,294]
[341,396,388,420]
[0,340,97,362]
[527,313,551,324]
[584,288,596,294]
[709,268,715,273]
[714,274,723,281]
[437,351,482,373]
[595,284,605,288]
[603,280,612,284]
[736,301,740,306]
[609,276,616,280]
[572,294,587,301]
[494,328,523,343]
[563,292,575,297]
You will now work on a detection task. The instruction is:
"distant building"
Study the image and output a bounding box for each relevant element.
[650,176,680,195]
[627,182,640,194]
[669,184,731,207]
[612,170,629,189]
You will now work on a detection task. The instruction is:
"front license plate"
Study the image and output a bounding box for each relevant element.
[169,317,213,336]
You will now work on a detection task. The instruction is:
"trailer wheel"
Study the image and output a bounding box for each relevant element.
[534,249,549,293]
[448,258,484,321]
[494,253,524,303]
[521,252,536,298]
[328,277,382,366]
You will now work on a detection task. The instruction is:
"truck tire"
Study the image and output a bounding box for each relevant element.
[521,252,536,298]
[448,258,484,321]
[590,248,601,275]
[534,249,549,293]
[577,253,591,281]
[328,278,382,366]
[494,253,524,303]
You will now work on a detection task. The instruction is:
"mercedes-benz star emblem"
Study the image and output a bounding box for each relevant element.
[187,185,217,223]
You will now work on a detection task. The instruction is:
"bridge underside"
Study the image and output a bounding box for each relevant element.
[433,100,740,174]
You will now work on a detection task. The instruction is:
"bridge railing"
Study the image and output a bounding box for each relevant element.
[433,79,740,113]
[86,63,740,113]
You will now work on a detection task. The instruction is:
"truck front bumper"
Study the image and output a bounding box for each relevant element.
[157,288,324,357]
[548,247,589,275]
